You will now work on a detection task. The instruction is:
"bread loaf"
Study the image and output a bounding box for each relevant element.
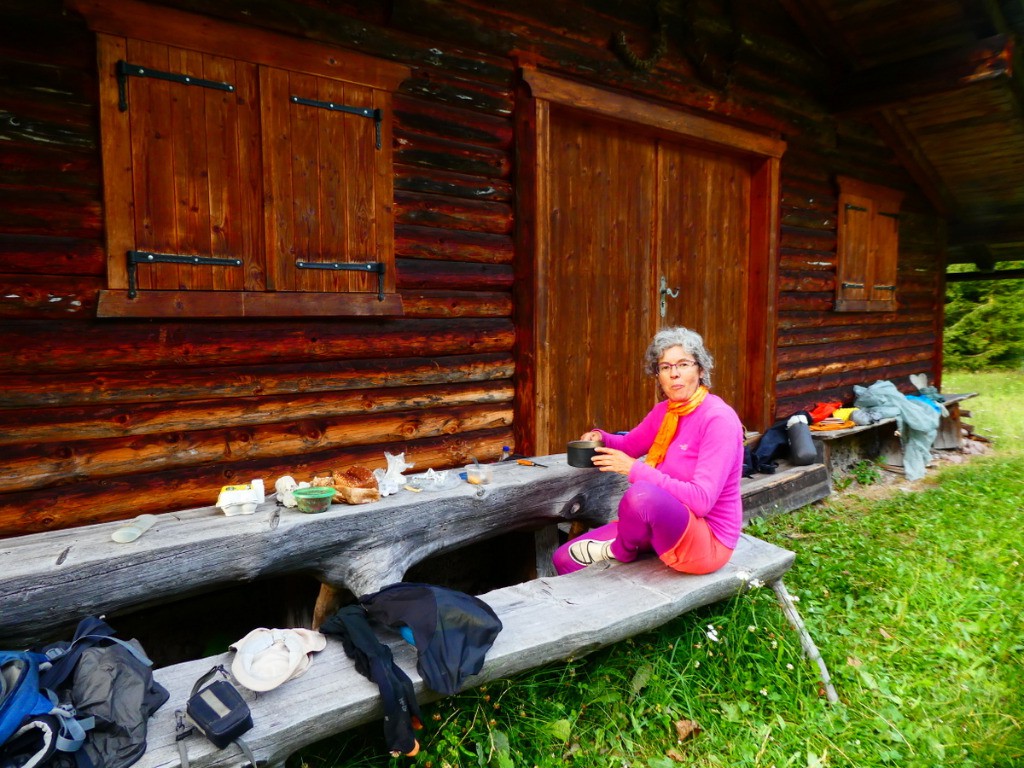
[333,466,381,504]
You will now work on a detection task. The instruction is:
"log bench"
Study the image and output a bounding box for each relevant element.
[136,536,798,768]
[0,454,833,767]
[811,392,977,479]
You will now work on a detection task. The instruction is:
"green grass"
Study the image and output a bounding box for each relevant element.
[293,371,1024,768]
[943,370,1024,452]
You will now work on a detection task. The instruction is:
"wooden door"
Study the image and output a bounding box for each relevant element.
[535,107,658,449]
[522,69,782,452]
[657,143,753,421]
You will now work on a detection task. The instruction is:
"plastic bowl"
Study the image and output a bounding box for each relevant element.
[292,486,336,514]
[464,464,493,485]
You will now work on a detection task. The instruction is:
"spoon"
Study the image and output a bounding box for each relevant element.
[111,514,157,543]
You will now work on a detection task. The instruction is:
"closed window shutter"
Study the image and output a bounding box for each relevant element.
[835,176,903,312]
[117,39,261,293]
[261,68,388,294]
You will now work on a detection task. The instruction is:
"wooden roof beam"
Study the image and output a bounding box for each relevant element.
[946,267,1024,282]
[835,34,1014,114]
[949,219,1024,248]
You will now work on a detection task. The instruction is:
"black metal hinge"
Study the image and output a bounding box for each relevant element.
[116,60,234,112]
[295,260,386,301]
[127,250,242,299]
[290,95,382,149]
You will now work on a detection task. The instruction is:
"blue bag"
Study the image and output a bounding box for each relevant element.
[0,651,57,746]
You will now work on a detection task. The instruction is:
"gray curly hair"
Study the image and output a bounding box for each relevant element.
[644,326,714,388]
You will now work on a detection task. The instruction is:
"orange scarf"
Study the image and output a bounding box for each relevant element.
[646,386,708,467]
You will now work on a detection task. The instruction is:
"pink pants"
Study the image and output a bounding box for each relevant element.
[552,481,732,575]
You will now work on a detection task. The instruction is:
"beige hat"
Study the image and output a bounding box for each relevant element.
[229,628,326,692]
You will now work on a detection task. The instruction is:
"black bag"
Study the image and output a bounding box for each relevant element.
[177,666,255,768]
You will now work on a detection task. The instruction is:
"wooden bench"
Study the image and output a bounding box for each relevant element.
[133,536,798,768]
[811,392,977,479]
[0,454,833,767]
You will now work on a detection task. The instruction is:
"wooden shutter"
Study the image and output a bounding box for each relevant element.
[262,68,392,295]
[102,36,263,293]
[835,176,903,312]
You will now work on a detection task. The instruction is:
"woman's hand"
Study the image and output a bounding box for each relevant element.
[579,430,602,442]
[591,446,635,476]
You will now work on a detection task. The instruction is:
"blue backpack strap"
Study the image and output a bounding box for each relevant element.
[41,688,95,754]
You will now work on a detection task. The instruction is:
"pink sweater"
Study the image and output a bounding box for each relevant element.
[597,393,744,548]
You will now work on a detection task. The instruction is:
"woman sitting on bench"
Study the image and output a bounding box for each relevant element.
[553,326,744,576]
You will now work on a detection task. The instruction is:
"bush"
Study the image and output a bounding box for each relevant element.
[944,262,1024,371]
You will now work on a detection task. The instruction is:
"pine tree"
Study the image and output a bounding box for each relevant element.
[944,261,1024,370]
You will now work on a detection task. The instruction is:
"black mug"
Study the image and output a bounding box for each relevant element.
[567,439,603,468]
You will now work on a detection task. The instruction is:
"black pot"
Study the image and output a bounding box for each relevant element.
[567,439,603,468]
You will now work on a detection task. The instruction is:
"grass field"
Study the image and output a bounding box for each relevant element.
[294,370,1024,768]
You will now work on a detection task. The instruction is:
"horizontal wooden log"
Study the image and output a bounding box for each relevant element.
[0,380,513,446]
[777,309,933,331]
[0,352,514,409]
[780,207,834,231]
[777,292,834,312]
[0,402,514,493]
[0,58,95,109]
[0,187,101,238]
[0,144,100,195]
[398,289,512,317]
[395,190,514,234]
[96,290,405,319]
[0,234,105,276]
[780,321,935,349]
[0,429,515,535]
[0,318,514,373]
[400,73,513,116]
[777,332,936,366]
[0,273,98,317]
[775,346,935,382]
[779,251,836,271]
[393,93,513,148]
[779,225,836,252]
[777,271,834,293]
[395,224,513,263]
[0,7,96,68]
[397,258,513,290]
[394,130,512,179]
[395,163,512,202]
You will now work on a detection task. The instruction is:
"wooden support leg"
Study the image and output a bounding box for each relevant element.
[533,524,560,578]
[770,579,839,704]
[312,583,347,630]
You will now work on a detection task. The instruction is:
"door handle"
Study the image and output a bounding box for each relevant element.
[659,276,680,318]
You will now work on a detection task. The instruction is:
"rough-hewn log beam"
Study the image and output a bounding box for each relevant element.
[837,34,1014,114]
[945,268,1024,282]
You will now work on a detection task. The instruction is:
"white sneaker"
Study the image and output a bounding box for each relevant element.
[568,539,616,567]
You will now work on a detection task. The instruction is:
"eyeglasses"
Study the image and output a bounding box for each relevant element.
[657,360,698,374]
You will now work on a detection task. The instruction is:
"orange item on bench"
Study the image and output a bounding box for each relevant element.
[807,401,843,423]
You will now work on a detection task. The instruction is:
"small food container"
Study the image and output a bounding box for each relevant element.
[567,439,603,468]
[464,464,493,485]
[292,486,336,514]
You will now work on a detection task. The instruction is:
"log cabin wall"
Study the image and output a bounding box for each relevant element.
[0,0,945,536]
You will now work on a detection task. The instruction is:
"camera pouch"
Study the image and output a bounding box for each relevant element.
[178,666,256,768]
